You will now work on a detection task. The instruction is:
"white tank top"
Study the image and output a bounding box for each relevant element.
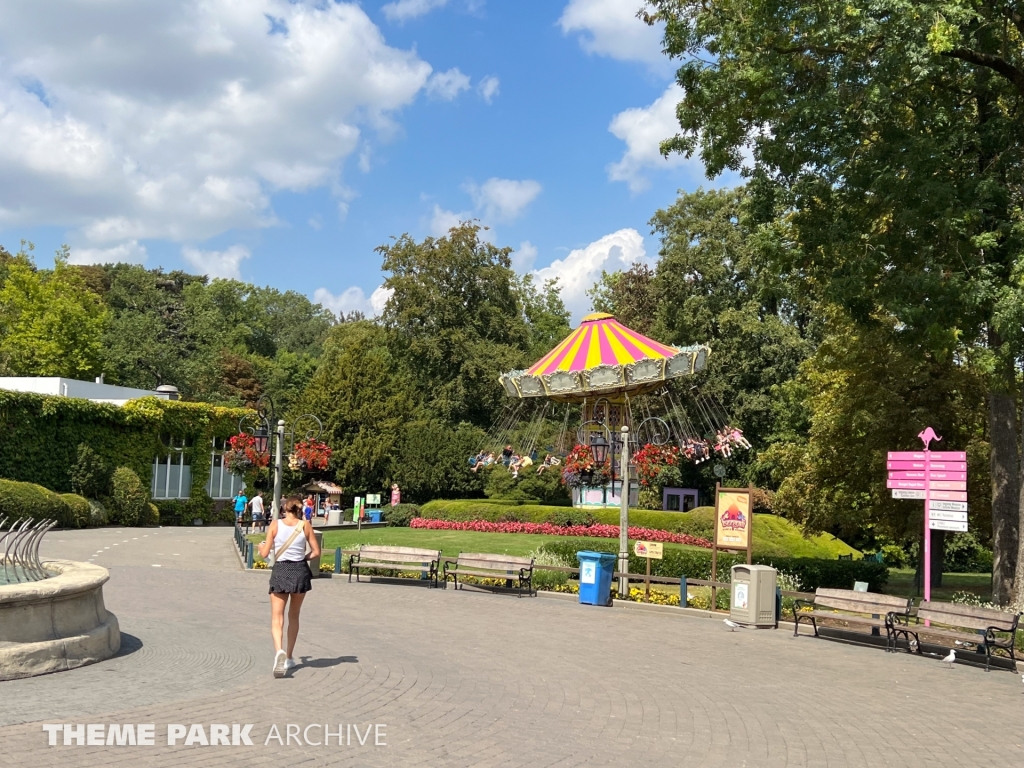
[273,520,307,562]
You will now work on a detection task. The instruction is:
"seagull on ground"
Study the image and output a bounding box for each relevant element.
[941,649,956,668]
[723,619,744,631]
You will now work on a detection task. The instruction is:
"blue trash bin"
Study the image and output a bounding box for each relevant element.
[577,551,617,606]
[367,510,383,523]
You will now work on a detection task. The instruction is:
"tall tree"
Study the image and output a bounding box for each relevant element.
[0,247,109,378]
[587,263,659,335]
[644,0,1024,603]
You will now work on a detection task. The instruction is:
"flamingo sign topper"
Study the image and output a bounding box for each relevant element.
[887,426,969,604]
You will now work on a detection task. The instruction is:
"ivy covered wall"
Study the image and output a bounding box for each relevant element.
[0,391,249,521]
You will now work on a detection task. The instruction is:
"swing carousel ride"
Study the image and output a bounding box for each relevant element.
[475,312,749,508]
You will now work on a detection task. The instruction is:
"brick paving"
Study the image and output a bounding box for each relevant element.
[1,527,1021,766]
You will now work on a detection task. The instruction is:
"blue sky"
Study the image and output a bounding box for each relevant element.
[0,1,728,321]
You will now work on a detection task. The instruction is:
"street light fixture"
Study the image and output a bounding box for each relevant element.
[253,425,270,455]
[591,434,609,465]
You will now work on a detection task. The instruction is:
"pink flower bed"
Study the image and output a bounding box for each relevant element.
[410,517,712,548]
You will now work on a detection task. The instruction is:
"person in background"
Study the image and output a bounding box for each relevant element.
[250,491,266,531]
[391,483,401,506]
[303,495,314,522]
[233,491,248,523]
[501,444,514,466]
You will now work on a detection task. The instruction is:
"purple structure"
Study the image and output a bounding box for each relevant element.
[662,487,699,512]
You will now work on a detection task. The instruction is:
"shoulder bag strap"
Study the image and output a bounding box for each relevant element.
[272,524,306,562]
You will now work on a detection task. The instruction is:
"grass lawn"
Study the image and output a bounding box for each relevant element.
[884,569,992,602]
[247,527,709,560]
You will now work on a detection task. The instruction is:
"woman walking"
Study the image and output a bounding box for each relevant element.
[257,496,321,677]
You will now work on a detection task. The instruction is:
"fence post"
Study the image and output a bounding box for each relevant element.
[334,547,342,574]
[246,542,254,569]
[680,575,687,607]
[775,586,781,629]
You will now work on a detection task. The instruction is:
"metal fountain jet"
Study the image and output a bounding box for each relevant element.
[0,518,57,584]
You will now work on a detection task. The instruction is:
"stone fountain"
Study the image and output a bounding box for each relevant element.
[0,517,120,680]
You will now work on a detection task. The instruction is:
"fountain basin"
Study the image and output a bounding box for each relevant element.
[0,559,120,680]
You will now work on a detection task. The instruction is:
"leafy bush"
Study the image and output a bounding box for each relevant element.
[59,493,92,528]
[382,503,420,527]
[69,443,111,499]
[530,548,572,590]
[483,463,572,505]
[943,532,993,573]
[154,496,222,526]
[537,538,888,591]
[549,508,597,527]
[88,498,108,526]
[139,502,160,527]
[0,478,73,526]
[109,467,148,526]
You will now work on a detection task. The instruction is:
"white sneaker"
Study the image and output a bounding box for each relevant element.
[284,658,297,670]
[273,650,287,678]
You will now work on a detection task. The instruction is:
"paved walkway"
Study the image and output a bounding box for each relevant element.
[2,527,1021,766]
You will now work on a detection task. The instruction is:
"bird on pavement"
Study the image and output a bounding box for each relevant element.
[723,619,744,631]
[941,649,956,668]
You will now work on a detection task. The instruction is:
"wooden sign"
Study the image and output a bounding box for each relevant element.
[633,541,663,559]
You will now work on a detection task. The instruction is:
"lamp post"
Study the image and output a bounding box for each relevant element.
[618,425,630,598]
[239,395,323,522]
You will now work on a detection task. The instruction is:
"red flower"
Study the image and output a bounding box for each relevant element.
[224,432,270,472]
[633,443,680,487]
[409,517,711,548]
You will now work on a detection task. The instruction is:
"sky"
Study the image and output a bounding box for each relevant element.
[0,0,734,322]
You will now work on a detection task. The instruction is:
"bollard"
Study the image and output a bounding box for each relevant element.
[680,575,688,607]
[246,541,254,569]
[334,547,342,574]
[775,585,782,629]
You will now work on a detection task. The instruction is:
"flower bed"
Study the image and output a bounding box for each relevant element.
[409,517,712,547]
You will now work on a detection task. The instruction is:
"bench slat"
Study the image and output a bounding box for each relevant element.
[814,597,907,615]
[354,561,432,571]
[815,588,910,609]
[802,610,886,626]
[457,553,533,566]
[453,568,529,580]
[357,545,440,558]
[454,559,532,572]
[918,601,1018,630]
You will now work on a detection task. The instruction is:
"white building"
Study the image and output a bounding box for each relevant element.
[0,376,244,502]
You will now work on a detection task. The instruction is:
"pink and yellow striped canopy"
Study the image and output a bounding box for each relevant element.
[527,313,679,375]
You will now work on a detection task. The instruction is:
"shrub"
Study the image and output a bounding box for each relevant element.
[382,503,420,527]
[139,502,160,527]
[943,532,993,573]
[483,463,572,505]
[59,493,92,529]
[530,548,572,590]
[109,467,148,526]
[69,443,111,499]
[154,496,220,526]
[537,539,889,591]
[0,478,72,525]
[549,508,597,527]
[88,499,108,526]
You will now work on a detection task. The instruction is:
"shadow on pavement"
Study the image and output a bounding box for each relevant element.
[114,633,144,659]
[298,655,358,668]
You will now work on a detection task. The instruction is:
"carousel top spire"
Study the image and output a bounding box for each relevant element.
[499,313,709,401]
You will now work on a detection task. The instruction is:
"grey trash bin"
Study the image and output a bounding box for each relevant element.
[308,531,324,578]
[730,564,777,627]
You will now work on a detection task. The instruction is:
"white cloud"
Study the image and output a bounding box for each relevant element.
[426,68,472,101]
[512,240,537,272]
[478,76,500,103]
[382,0,449,23]
[314,284,393,317]
[559,0,668,71]
[0,1,435,244]
[608,84,703,193]
[68,240,147,266]
[181,244,251,280]
[466,178,542,221]
[532,228,648,321]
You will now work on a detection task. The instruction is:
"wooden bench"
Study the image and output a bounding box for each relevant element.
[794,588,912,651]
[443,553,534,597]
[348,545,441,588]
[890,601,1021,672]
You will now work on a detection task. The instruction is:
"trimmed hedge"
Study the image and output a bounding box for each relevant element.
[382,503,420,527]
[538,539,889,592]
[0,478,77,527]
[140,502,161,527]
[419,500,858,559]
[59,493,92,529]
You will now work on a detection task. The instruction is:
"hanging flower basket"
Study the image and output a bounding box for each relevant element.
[289,439,332,472]
[224,432,270,474]
[633,443,680,488]
[561,444,611,489]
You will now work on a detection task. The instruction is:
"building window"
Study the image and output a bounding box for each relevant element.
[206,437,245,499]
[152,453,192,499]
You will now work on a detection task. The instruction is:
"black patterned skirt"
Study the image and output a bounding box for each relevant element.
[269,559,313,594]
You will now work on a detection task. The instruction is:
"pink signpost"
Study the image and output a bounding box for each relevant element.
[887,428,968,606]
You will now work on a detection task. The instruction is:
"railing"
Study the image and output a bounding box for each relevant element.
[233,523,256,569]
[0,517,57,583]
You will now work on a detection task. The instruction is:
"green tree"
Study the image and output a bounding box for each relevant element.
[587,263,658,335]
[644,0,1024,603]
[0,248,109,378]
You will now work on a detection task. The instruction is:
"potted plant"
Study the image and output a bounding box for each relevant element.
[289,439,332,472]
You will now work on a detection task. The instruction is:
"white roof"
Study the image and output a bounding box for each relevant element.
[0,377,164,406]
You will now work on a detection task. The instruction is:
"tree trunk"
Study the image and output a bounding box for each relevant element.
[1011,384,1024,611]
[989,390,1019,605]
